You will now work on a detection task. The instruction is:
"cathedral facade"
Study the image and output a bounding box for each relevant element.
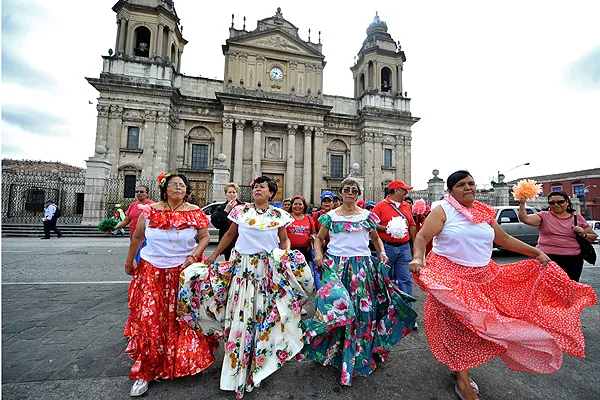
[87,0,419,205]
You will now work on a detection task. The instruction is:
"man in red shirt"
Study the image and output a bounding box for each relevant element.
[114,185,154,263]
[372,180,416,300]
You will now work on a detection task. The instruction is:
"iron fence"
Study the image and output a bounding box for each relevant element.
[1,170,86,224]
[103,175,214,216]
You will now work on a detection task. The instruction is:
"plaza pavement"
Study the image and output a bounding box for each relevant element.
[2,237,599,400]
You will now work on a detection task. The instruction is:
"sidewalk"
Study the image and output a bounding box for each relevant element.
[2,238,599,399]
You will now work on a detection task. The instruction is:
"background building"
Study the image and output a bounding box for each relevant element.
[85,1,419,208]
[509,167,600,219]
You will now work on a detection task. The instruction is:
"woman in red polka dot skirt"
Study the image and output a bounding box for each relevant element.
[409,171,597,400]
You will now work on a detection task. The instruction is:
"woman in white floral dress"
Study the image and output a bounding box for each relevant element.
[178,176,313,399]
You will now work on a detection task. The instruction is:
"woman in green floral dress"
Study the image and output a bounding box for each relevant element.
[178,176,313,399]
[302,178,417,385]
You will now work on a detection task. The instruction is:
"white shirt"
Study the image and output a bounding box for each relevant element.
[140,222,198,268]
[326,209,372,257]
[235,224,280,254]
[432,200,495,267]
[44,204,56,220]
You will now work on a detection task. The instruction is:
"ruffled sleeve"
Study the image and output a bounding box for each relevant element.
[145,207,210,230]
[228,204,293,230]
[318,212,333,229]
[365,211,380,231]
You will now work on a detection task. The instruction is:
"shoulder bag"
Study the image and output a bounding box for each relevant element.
[574,214,596,265]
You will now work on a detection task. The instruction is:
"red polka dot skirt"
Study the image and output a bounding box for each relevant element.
[413,252,597,373]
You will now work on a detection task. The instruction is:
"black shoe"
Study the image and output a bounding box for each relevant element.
[57,233,63,238]
[41,237,50,240]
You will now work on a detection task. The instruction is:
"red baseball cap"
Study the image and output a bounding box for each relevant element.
[388,180,413,191]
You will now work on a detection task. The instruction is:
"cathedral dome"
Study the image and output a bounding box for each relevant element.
[366,12,388,35]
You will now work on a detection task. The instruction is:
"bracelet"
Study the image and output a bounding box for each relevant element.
[188,254,199,262]
[583,232,588,238]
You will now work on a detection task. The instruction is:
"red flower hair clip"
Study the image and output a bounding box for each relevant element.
[157,172,172,187]
[249,175,261,187]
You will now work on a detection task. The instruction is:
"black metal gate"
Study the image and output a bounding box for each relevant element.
[2,170,86,224]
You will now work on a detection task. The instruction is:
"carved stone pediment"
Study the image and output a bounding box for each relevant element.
[187,126,212,140]
[232,30,323,57]
[123,109,143,121]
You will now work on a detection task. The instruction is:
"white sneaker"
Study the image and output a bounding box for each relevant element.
[130,380,149,397]
[301,307,308,316]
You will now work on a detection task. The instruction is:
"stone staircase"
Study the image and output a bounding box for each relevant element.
[1,223,219,242]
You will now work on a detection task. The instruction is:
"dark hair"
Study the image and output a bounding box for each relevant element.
[548,191,575,213]
[333,195,342,202]
[252,176,278,201]
[447,170,473,191]
[339,178,362,196]
[290,195,308,214]
[405,196,413,204]
[136,185,150,193]
[159,174,192,201]
[282,198,292,205]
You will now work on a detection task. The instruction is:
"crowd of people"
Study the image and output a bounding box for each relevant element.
[119,171,597,399]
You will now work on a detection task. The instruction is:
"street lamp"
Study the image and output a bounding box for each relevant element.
[584,184,597,218]
[496,162,530,184]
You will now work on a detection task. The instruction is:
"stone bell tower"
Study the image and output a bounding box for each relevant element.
[350,12,405,98]
[112,0,186,73]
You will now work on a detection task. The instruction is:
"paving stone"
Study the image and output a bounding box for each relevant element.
[2,320,38,334]
[2,360,41,383]
[13,326,52,341]
[50,357,115,380]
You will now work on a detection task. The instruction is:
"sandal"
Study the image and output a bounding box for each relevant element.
[455,384,479,400]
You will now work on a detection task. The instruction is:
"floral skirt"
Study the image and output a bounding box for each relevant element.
[178,248,314,399]
[413,252,598,372]
[302,254,417,386]
[124,259,218,381]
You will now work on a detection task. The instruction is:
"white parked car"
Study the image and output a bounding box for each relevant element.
[587,220,600,243]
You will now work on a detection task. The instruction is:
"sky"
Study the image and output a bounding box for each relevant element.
[2,0,599,189]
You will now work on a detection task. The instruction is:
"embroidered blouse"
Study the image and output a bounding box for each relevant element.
[319,209,379,257]
[139,205,209,268]
[228,205,294,254]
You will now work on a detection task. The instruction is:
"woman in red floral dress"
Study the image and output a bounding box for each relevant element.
[410,170,597,400]
[123,173,218,397]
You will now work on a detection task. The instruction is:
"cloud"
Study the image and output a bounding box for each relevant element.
[565,45,600,89]
[1,52,60,90]
[2,106,70,137]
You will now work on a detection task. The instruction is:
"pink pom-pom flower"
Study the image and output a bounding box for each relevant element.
[512,179,542,202]
[412,199,427,215]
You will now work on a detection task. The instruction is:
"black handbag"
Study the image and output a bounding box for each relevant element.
[574,215,596,265]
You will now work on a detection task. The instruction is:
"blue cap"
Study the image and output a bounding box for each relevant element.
[365,201,376,208]
[320,191,335,201]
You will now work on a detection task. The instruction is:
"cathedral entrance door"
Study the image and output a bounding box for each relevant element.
[189,180,208,207]
[264,173,284,203]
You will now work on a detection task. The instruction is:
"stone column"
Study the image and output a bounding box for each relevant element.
[156,23,164,59]
[427,169,445,204]
[233,119,246,183]
[362,131,375,194]
[251,120,263,178]
[81,155,112,226]
[117,19,127,55]
[289,61,297,93]
[302,126,313,202]
[106,105,123,167]
[95,105,110,151]
[114,18,122,55]
[177,50,182,73]
[221,117,233,170]
[212,154,230,203]
[373,133,383,188]
[313,127,324,202]
[286,124,297,197]
[492,176,510,206]
[403,135,412,183]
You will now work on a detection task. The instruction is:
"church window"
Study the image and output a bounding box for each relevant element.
[381,67,392,92]
[330,155,343,178]
[127,127,140,149]
[359,73,365,94]
[384,148,393,167]
[191,144,209,169]
[124,175,137,198]
[134,26,151,57]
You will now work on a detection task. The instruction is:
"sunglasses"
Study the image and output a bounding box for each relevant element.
[548,200,566,205]
[342,188,360,195]
[135,190,147,193]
